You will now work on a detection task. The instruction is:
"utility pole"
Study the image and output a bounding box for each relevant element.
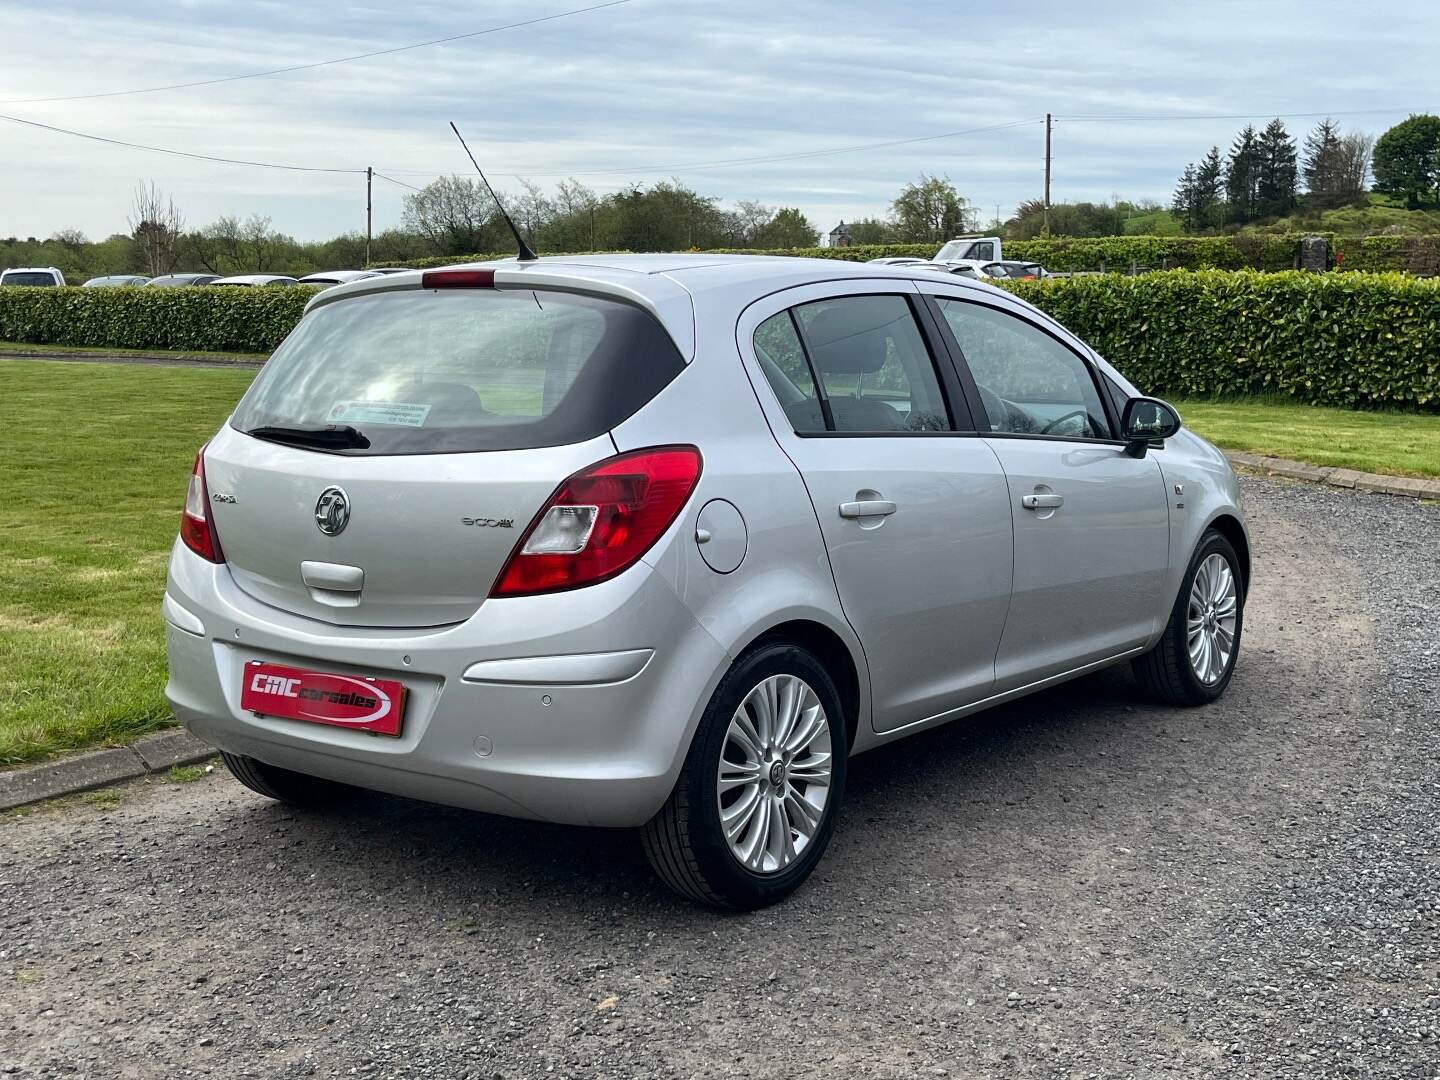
[1043,113,1053,236]
[365,166,373,268]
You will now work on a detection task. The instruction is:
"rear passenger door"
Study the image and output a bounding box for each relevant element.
[924,291,1171,690]
[739,282,1014,734]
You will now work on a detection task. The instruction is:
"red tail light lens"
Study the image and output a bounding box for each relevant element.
[421,269,495,289]
[492,446,702,597]
[179,448,225,563]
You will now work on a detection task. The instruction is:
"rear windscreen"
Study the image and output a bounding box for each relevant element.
[230,287,686,454]
[2,273,58,286]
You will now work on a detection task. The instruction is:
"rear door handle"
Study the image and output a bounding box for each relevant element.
[1021,493,1064,511]
[839,499,897,519]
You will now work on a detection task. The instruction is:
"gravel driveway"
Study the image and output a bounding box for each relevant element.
[3,477,1437,1079]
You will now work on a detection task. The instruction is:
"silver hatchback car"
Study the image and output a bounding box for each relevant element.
[165,255,1248,908]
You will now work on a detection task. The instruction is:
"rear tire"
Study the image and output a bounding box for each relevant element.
[1133,528,1244,706]
[220,752,354,805]
[642,642,848,910]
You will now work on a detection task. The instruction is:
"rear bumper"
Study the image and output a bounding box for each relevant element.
[163,540,728,827]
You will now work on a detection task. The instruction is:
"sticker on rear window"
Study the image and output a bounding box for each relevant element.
[326,400,432,427]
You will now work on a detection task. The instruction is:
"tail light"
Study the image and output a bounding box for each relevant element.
[492,446,702,597]
[179,448,225,563]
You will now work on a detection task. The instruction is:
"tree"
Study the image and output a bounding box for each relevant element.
[1256,119,1298,219]
[1194,147,1225,228]
[890,175,969,243]
[511,180,553,246]
[1172,163,1200,231]
[730,200,775,247]
[845,217,897,244]
[543,178,600,252]
[128,181,184,276]
[1225,125,1261,224]
[401,175,500,255]
[755,207,818,248]
[1303,118,1343,208]
[1373,114,1440,209]
[1336,132,1374,205]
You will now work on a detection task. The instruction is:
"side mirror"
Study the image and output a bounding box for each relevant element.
[1120,396,1181,458]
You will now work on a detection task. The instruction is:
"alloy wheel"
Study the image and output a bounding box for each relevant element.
[1187,552,1238,685]
[716,674,833,874]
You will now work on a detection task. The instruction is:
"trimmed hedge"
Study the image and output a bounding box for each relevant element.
[2,271,1435,411]
[390,233,1440,275]
[0,284,320,354]
[1004,270,1440,409]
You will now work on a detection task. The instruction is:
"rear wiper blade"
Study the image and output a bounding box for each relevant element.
[245,424,371,450]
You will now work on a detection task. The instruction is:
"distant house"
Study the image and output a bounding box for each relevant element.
[828,221,854,247]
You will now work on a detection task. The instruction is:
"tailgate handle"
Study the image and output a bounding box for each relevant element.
[301,560,364,593]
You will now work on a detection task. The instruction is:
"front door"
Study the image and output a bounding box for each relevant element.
[741,284,1014,732]
[928,295,1170,690]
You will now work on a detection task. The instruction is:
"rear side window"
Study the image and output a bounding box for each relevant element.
[231,288,684,454]
[753,295,953,435]
[754,312,826,433]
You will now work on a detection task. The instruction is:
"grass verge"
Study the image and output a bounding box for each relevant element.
[1174,398,1440,479]
[0,340,267,363]
[0,360,257,765]
[0,361,1433,766]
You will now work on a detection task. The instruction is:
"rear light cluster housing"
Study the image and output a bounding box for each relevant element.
[180,448,225,563]
[492,446,702,597]
[177,442,702,593]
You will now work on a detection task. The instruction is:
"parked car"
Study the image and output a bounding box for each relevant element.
[82,274,150,287]
[932,234,1003,262]
[978,260,1048,281]
[146,274,222,287]
[1,266,65,286]
[366,267,415,275]
[938,259,1048,281]
[211,274,299,287]
[166,255,1249,909]
[298,270,384,287]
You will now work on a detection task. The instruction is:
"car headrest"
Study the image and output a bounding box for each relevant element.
[393,380,486,423]
[803,304,897,376]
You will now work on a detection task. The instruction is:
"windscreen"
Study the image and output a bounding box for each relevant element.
[1,272,58,286]
[230,287,685,455]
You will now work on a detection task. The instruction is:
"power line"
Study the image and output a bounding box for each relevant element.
[0,111,364,173]
[377,117,1045,180]
[1056,106,1423,123]
[0,0,636,105]
[374,171,424,193]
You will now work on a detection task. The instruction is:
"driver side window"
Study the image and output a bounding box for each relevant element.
[934,299,1111,439]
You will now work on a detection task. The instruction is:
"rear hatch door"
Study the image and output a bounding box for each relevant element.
[209,280,685,628]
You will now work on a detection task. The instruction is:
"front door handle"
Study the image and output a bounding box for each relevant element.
[839,499,897,519]
[1021,493,1064,511]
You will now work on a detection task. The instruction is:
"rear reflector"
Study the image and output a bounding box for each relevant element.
[421,269,495,289]
[492,446,702,597]
[179,448,225,563]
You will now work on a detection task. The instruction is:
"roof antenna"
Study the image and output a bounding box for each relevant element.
[449,121,538,262]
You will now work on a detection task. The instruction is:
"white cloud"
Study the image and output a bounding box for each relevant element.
[0,0,1435,241]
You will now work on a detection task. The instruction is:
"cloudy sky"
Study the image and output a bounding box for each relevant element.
[0,0,1434,243]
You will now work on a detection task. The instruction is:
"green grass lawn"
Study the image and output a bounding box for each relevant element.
[0,361,257,765]
[0,340,268,363]
[0,360,1434,767]
[1174,399,1440,479]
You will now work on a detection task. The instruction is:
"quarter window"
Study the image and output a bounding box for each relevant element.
[754,311,826,433]
[935,299,1110,439]
[754,296,953,434]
